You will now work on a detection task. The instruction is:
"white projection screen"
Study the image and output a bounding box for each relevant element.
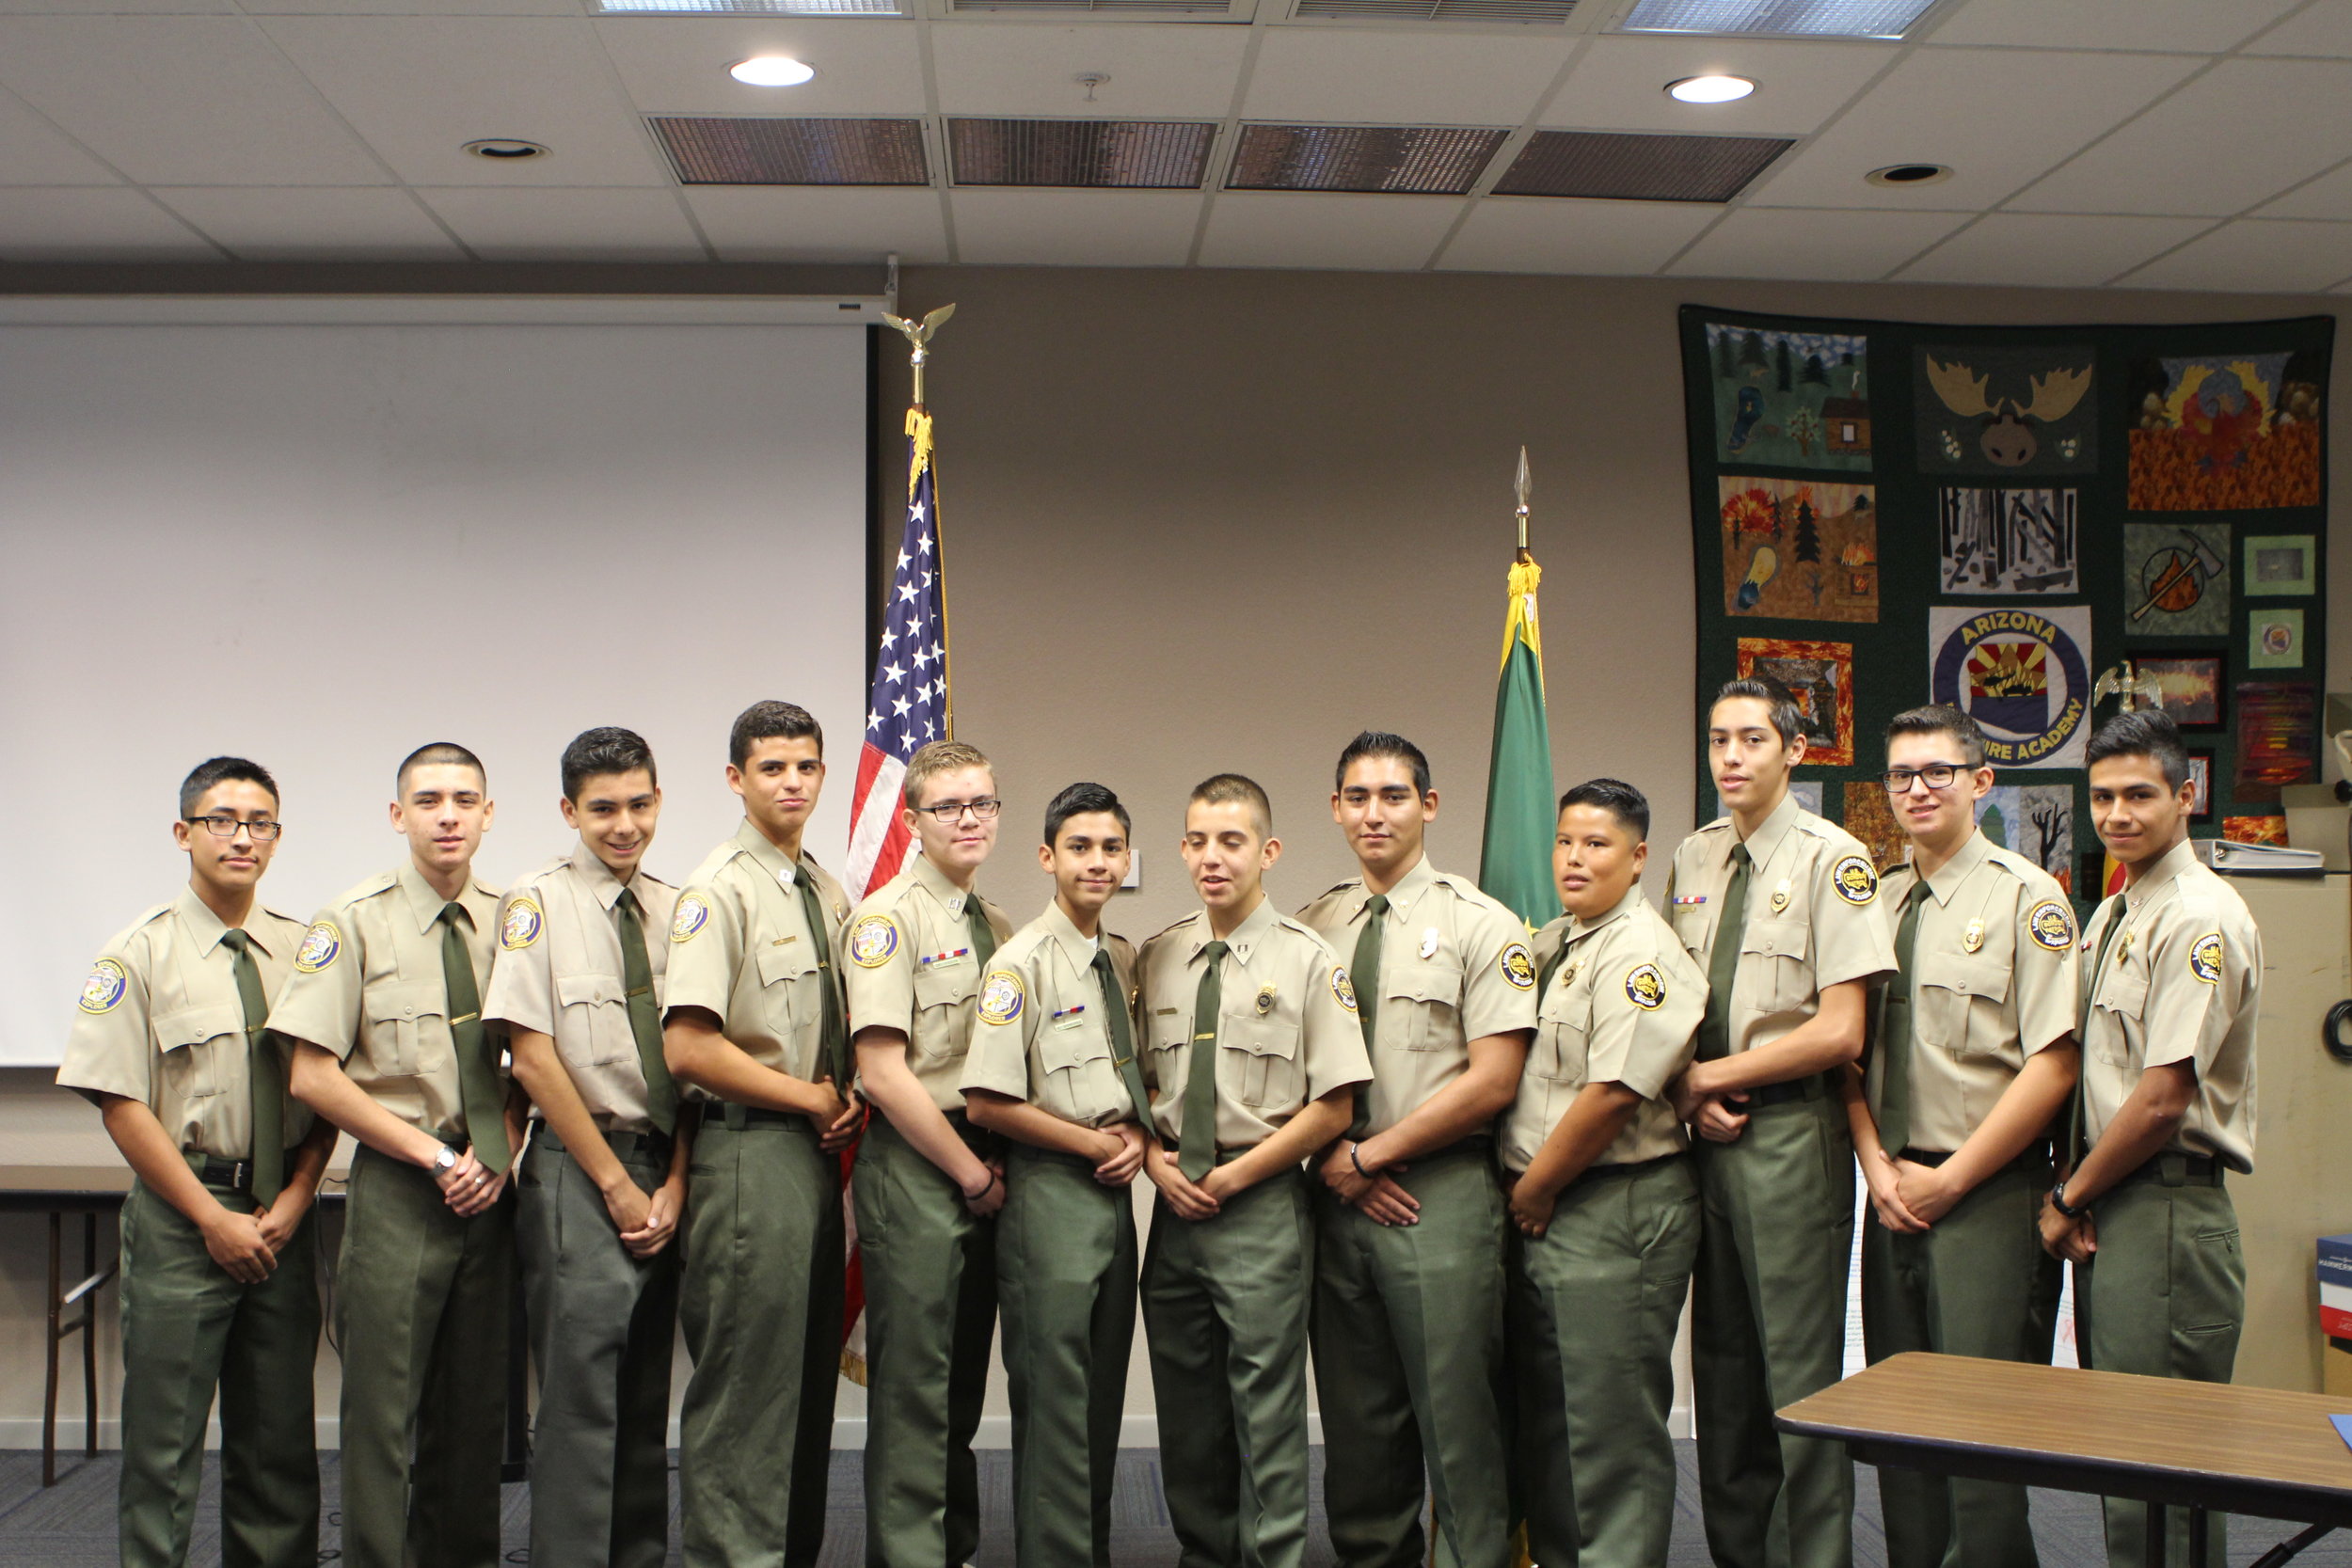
[0,318,868,1067]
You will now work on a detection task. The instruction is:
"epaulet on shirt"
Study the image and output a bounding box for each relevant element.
[1693,816,1733,835]
[1977,844,2034,882]
[1104,929,1136,963]
[516,854,571,889]
[131,902,174,931]
[1145,911,1201,945]
[1272,913,1326,944]
[342,870,401,906]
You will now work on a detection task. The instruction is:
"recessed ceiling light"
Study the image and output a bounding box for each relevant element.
[730,55,817,87]
[1866,162,1951,185]
[1667,75,1756,103]
[464,138,549,161]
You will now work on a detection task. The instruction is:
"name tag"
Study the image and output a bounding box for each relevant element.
[1051,1004,1087,1029]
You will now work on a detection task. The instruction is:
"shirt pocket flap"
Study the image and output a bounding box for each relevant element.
[755,943,818,987]
[1741,917,1810,961]
[555,974,625,1007]
[2094,968,2150,1020]
[1386,961,1463,1004]
[154,1002,244,1051]
[1220,1015,1298,1060]
[1915,952,2010,1003]
[365,981,444,1025]
[914,959,977,1008]
[1041,1017,1113,1069]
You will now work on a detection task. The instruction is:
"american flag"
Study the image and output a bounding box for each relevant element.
[846,411,949,898]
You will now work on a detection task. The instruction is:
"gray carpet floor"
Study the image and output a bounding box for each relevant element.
[0,1446,2344,1567]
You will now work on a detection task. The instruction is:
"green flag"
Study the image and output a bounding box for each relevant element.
[1479,555,1558,930]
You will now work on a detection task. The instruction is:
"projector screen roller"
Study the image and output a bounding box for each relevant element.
[0,321,867,1068]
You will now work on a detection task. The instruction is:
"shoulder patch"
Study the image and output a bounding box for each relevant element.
[1831,855,1879,906]
[670,894,709,944]
[850,913,900,968]
[294,921,342,974]
[1625,963,1666,1011]
[2188,932,2223,985]
[78,958,129,1015]
[1499,943,1536,990]
[977,968,1025,1026]
[500,895,543,952]
[1331,966,1359,1013]
[2026,899,2075,953]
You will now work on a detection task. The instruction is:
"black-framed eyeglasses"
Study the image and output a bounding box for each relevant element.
[186,815,283,841]
[1882,765,1968,793]
[914,798,1003,822]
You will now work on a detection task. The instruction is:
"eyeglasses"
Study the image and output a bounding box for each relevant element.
[914,798,1003,823]
[186,816,283,841]
[1882,764,1969,793]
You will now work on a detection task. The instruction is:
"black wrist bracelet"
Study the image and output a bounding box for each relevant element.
[1350,1142,1371,1179]
[2049,1181,2087,1220]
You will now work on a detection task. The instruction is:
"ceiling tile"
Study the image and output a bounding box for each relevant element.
[420,185,709,258]
[1893,213,2215,286]
[0,87,123,184]
[1664,204,1964,279]
[1923,0,2298,53]
[931,22,1249,119]
[0,187,216,259]
[242,0,577,11]
[685,184,947,260]
[1196,190,1458,269]
[262,15,673,186]
[1745,47,2196,210]
[0,16,387,185]
[596,16,927,116]
[2112,217,2352,293]
[2008,57,2352,216]
[0,0,229,11]
[2261,158,2352,219]
[1546,35,1893,135]
[2244,1,2352,57]
[947,187,1200,263]
[1242,27,1574,126]
[1435,194,1716,273]
[152,186,464,259]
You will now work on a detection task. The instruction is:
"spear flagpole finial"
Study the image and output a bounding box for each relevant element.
[1514,445,1532,560]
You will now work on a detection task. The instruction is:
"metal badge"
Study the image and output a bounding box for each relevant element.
[2117,931,2135,964]
[1561,962,1581,988]
[1420,927,1440,959]
[1770,877,1792,913]
[1962,917,1985,954]
[1255,985,1278,1017]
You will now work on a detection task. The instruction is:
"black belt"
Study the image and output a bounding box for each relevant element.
[188,1151,299,1194]
[1745,1071,1834,1108]
[869,1106,999,1157]
[1898,1143,2051,1174]
[529,1121,674,1164]
[1566,1151,1685,1187]
[1421,1133,1495,1162]
[707,1102,815,1133]
[2117,1151,2227,1188]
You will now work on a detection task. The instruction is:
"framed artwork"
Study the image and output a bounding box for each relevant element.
[2249,607,2306,670]
[2234,682,2319,803]
[2244,533,2316,595]
[2133,653,2227,730]
[2124,521,2230,636]
[2185,751,2214,821]
[2223,815,2290,847]
[1736,637,1854,766]
[1717,477,1879,623]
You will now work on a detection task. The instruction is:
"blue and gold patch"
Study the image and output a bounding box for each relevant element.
[294,921,341,974]
[1831,855,1879,906]
[670,895,708,944]
[2026,899,2075,953]
[78,958,128,1015]
[1625,963,1666,1011]
[977,969,1025,1026]
[1499,943,1536,990]
[501,895,543,952]
[850,914,900,969]
[2188,932,2223,985]
[1331,967,1358,1013]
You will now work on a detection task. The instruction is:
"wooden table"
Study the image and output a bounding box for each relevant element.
[1777,1353,2352,1568]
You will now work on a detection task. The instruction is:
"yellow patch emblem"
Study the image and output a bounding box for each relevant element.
[1625,963,1666,1011]
[850,914,900,968]
[294,921,341,974]
[2027,899,2075,953]
[500,895,543,952]
[1499,943,1536,990]
[2188,932,2223,985]
[977,969,1025,1026]
[670,895,708,943]
[1832,855,1878,906]
[78,958,129,1015]
[1330,967,1358,1013]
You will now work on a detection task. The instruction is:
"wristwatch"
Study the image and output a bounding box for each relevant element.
[432,1145,459,1176]
[2048,1181,2088,1220]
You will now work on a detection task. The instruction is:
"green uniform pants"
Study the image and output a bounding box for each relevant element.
[1141,1163,1314,1568]
[119,1171,321,1568]
[1311,1144,1510,1568]
[1691,1092,1855,1568]
[335,1142,513,1568]
[517,1130,681,1568]
[680,1115,844,1568]
[856,1113,998,1568]
[998,1142,1138,1568]
[1861,1153,2058,1568]
[1507,1155,1698,1568]
[2076,1175,2242,1568]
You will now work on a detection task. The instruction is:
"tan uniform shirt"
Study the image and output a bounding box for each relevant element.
[58,889,317,1159]
[1503,885,1703,1173]
[1134,896,1373,1151]
[2079,839,2259,1173]
[1665,792,1898,1065]
[268,861,504,1142]
[1295,856,1539,1136]
[1871,831,2078,1154]
[483,844,679,1134]
[960,901,1142,1129]
[662,820,850,1089]
[843,853,1012,1113]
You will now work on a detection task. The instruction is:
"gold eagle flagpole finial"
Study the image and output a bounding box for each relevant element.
[882,303,956,411]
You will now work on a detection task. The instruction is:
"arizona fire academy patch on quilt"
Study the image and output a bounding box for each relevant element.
[977,969,1025,1026]
[2027,899,2075,952]
[1500,943,1536,990]
[2188,932,2224,985]
[1831,855,1879,906]
[501,896,543,952]
[1625,963,1666,1011]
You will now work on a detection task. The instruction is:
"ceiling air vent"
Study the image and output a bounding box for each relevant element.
[1616,0,1936,39]
[599,0,904,13]
[648,118,931,185]
[1491,130,1790,201]
[1293,0,1576,22]
[949,0,1238,15]
[949,119,1216,188]
[1228,124,1507,195]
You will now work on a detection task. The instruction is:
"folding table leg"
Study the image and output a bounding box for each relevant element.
[2146,1500,2168,1568]
[82,1212,99,1458]
[2187,1507,2210,1568]
[43,1211,60,1488]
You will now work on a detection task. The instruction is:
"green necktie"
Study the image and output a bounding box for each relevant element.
[1179,940,1230,1181]
[1697,845,1753,1062]
[1344,894,1389,1136]
[613,888,678,1137]
[796,870,851,1090]
[2067,908,2128,1171]
[1092,945,1158,1140]
[439,902,510,1175]
[1875,882,1931,1155]
[219,928,285,1205]
[1536,938,1574,998]
[966,895,999,971]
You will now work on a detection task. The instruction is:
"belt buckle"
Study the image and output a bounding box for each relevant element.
[230,1159,253,1191]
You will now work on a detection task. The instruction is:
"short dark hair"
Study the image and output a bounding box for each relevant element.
[180,756,278,819]
[1044,782,1131,847]
[1558,777,1649,841]
[730,701,824,769]
[562,727,657,801]
[2086,708,2191,793]
[1885,704,1985,768]
[1335,731,1432,797]
[396,742,485,796]
[1189,773,1273,838]
[1711,678,1804,748]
